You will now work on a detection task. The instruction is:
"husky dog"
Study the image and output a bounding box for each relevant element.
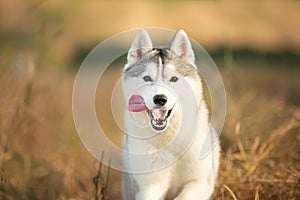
[121,29,220,200]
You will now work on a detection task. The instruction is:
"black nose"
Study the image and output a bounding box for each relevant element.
[153,94,167,106]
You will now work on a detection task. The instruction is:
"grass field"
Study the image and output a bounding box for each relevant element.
[0,1,300,199]
[0,59,299,199]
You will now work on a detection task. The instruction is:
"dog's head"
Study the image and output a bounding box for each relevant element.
[122,29,202,132]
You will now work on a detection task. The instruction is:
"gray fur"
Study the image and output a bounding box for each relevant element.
[123,48,199,79]
[163,49,199,78]
[123,49,159,79]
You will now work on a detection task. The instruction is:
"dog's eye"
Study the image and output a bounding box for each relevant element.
[143,76,152,82]
[170,76,179,82]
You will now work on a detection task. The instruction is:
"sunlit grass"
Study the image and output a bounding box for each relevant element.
[0,1,300,199]
[0,60,299,199]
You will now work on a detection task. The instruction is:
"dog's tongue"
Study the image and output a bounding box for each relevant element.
[128,95,148,112]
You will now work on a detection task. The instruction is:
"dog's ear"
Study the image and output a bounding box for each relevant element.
[169,29,195,64]
[127,29,153,64]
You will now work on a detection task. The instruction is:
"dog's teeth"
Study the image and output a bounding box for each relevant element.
[148,108,171,130]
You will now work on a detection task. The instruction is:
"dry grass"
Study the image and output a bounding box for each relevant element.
[93,152,110,200]
[0,1,300,199]
[0,59,299,200]
[214,116,300,200]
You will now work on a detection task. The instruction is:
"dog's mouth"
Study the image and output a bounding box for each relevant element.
[128,94,173,131]
[147,108,172,131]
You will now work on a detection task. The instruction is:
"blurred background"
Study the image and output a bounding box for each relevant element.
[0,0,299,199]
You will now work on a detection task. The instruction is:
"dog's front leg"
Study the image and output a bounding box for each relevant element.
[135,185,168,200]
[173,180,213,200]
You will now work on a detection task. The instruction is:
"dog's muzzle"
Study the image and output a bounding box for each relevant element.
[127,94,173,131]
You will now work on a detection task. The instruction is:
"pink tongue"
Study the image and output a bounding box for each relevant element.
[128,95,148,112]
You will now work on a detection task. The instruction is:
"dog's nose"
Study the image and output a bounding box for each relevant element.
[153,94,167,106]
